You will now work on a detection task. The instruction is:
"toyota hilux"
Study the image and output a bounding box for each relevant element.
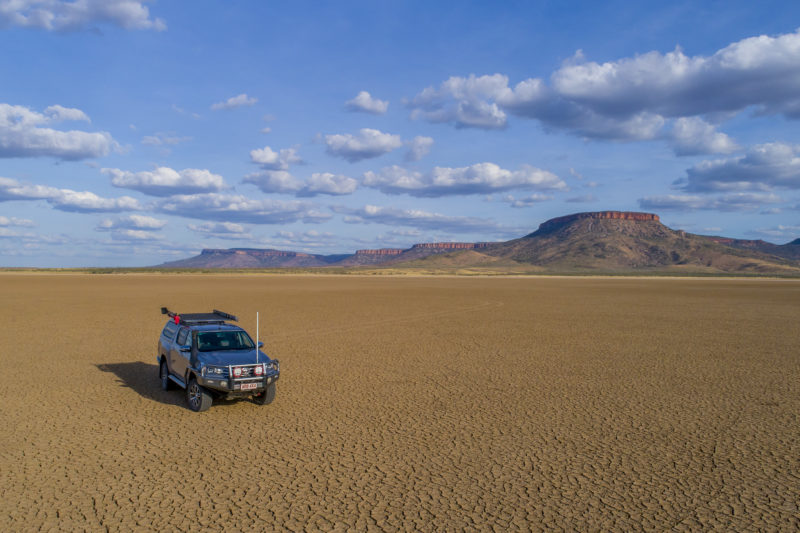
[157,308,280,412]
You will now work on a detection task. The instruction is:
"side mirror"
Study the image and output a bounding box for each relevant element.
[179,345,191,353]
[257,341,264,348]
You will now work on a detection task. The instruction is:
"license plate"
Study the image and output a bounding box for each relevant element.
[240,382,258,391]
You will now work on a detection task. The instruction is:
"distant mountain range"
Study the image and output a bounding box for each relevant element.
[159,211,800,274]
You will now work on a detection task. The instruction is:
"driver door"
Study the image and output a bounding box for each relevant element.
[170,326,191,381]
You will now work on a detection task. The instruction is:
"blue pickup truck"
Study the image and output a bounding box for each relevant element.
[157,308,280,412]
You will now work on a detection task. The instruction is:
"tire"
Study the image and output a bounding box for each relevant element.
[159,360,174,391]
[253,382,276,405]
[186,377,212,412]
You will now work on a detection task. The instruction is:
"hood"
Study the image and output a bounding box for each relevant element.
[199,349,273,366]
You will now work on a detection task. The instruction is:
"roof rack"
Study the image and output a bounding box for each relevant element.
[161,307,238,325]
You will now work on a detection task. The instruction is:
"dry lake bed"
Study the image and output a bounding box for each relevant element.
[1,273,798,531]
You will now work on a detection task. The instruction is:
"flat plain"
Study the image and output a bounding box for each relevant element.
[1,273,798,531]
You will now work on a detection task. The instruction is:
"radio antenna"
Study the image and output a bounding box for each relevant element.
[256,311,259,365]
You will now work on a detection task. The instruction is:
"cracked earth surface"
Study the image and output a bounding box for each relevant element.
[1,274,798,531]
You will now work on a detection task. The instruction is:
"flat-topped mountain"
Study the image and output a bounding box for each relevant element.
[531,211,659,236]
[411,242,493,250]
[158,211,800,274]
[475,211,800,273]
[337,248,405,266]
[160,248,347,268]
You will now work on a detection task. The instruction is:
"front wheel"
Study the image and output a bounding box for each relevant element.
[187,377,212,412]
[159,360,174,391]
[253,382,276,405]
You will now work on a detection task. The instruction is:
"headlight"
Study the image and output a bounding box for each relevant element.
[205,365,226,376]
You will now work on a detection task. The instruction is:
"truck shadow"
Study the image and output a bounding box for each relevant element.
[96,362,185,408]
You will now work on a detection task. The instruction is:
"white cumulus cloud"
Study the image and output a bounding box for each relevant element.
[211,93,258,111]
[407,29,800,154]
[188,222,251,239]
[345,91,389,114]
[43,105,90,122]
[249,146,302,170]
[548,29,800,118]
[0,103,114,160]
[100,229,163,242]
[243,170,302,194]
[0,215,35,227]
[103,167,227,196]
[668,117,739,156]
[362,162,566,197]
[97,214,167,242]
[405,136,434,162]
[639,192,782,212]
[48,189,142,212]
[244,170,357,197]
[98,214,167,230]
[677,142,800,192]
[408,74,509,129]
[157,193,330,224]
[0,0,166,31]
[301,173,358,197]
[324,128,403,162]
[0,176,142,213]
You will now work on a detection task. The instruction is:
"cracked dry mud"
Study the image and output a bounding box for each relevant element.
[1,273,798,531]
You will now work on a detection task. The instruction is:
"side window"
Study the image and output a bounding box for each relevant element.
[177,327,189,346]
[162,322,178,340]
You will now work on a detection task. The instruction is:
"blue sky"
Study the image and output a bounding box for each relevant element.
[1,0,800,267]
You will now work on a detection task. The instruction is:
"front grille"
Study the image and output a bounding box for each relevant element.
[228,364,269,379]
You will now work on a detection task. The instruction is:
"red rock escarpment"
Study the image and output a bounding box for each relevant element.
[354,248,405,256]
[411,242,492,250]
[537,211,659,233]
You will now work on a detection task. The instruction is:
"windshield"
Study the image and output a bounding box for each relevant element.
[197,330,255,352]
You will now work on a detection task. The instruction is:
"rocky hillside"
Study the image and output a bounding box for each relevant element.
[335,242,495,266]
[706,236,800,261]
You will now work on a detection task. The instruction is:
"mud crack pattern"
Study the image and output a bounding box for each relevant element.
[1,274,798,531]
